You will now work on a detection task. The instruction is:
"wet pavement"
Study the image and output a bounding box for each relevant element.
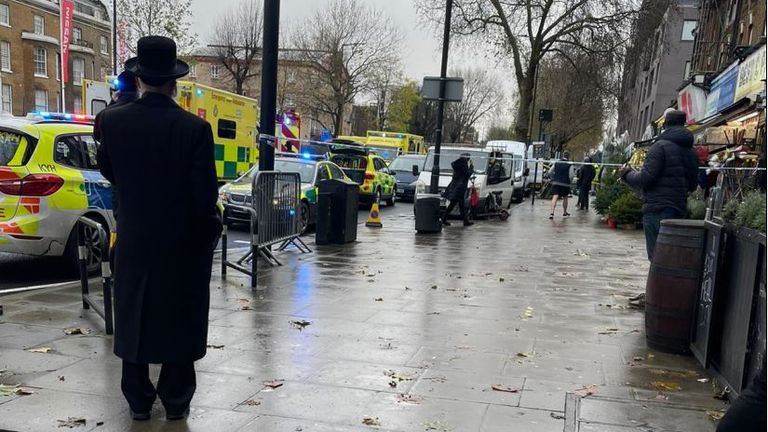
[0,201,727,431]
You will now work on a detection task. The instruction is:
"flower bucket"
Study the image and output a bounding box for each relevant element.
[607,218,617,229]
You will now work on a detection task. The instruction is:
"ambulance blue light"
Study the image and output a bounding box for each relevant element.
[289,209,296,216]
[302,152,311,159]
[39,111,51,117]
[283,116,292,126]
[64,114,72,120]
[112,79,120,88]
[196,89,203,96]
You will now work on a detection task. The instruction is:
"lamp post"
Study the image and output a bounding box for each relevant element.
[258,0,280,171]
[429,0,453,195]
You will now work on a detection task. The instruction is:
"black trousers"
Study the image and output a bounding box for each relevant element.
[717,360,766,432]
[121,361,196,414]
[577,186,590,209]
[444,198,468,222]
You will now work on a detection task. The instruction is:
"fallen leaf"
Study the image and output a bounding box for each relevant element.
[58,376,66,382]
[521,306,534,319]
[697,378,710,383]
[491,384,519,393]
[633,356,644,362]
[384,370,416,381]
[290,320,311,330]
[598,328,619,335]
[499,277,505,282]
[516,351,534,358]
[263,379,284,389]
[430,285,438,290]
[57,417,86,428]
[652,381,682,391]
[240,399,261,406]
[427,311,440,315]
[63,327,92,336]
[550,412,566,420]
[388,381,397,388]
[654,393,669,401]
[396,393,423,404]
[362,416,381,426]
[27,347,53,353]
[0,384,33,397]
[240,305,253,311]
[423,420,452,431]
[574,384,598,397]
[206,344,225,349]
[706,410,725,421]
[374,298,383,302]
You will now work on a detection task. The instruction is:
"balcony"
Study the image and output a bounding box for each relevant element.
[70,40,95,55]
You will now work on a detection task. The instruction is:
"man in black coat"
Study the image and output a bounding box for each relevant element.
[621,110,698,260]
[576,157,596,211]
[96,36,221,421]
[441,153,474,227]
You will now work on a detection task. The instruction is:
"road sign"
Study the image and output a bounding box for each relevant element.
[422,77,464,102]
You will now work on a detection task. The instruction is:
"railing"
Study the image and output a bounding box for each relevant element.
[221,171,311,287]
[77,216,113,335]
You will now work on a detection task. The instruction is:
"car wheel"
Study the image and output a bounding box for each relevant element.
[299,201,310,234]
[385,191,395,207]
[64,217,107,275]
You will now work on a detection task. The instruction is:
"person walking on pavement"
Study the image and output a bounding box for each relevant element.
[97,36,222,421]
[549,151,573,219]
[576,156,596,211]
[620,109,698,261]
[441,153,474,226]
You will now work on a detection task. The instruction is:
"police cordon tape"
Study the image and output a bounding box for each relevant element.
[256,133,766,172]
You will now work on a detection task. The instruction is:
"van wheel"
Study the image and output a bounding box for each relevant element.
[299,201,310,234]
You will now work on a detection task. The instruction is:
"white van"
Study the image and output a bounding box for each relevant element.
[486,140,527,203]
[525,141,546,192]
[412,146,518,215]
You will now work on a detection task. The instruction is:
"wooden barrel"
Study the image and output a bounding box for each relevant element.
[646,219,706,354]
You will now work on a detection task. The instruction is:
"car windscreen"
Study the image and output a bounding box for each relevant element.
[366,146,398,162]
[389,156,425,172]
[0,131,28,166]
[423,150,488,174]
[242,160,315,184]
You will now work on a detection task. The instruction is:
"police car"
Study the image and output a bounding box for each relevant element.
[0,112,113,272]
[218,153,350,233]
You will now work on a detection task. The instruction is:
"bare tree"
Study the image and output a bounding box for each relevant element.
[118,0,197,55]
[416,0,646,140]
[444,68,505,143]
[210,0,263,95]
[292,0,403,136]
[369,65,404,130]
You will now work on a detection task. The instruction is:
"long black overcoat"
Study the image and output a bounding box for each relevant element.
[97,91,221,364]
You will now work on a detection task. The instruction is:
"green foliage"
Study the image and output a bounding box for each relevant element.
[387,82,421,133]
[735,192,767,232]
[687,190,706,220]
[722,198,740,222]
[608,191,643,225]
[593,174,631,216]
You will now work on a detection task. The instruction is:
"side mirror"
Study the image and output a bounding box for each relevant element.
[523,168,530,176]
[412,165,420,176]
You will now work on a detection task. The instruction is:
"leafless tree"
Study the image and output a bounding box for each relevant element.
[369,65,404,130]
[210,0,263,95]
[118,0,197,55]
[416,0,645,140]
[292,0,403,135]
[444,68,505,143]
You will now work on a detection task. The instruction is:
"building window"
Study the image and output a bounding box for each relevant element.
[0,4,9,26]
[72,27,82,43]
[189,64,196,78]
[648,71,654,97]
[2,84,11,113]
[34,89,48,112]
[0,41,10,71]
[210,64,219,79]
[33,15,44,35]
[73,95,82,113]
[33,47,47,77]
[72,57,85,85]
[683,61,691,80]
[681,20,696,41]
[100,36,108,54]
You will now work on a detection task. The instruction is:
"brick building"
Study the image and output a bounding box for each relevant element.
[0,0,111,116]
[618,0,700,142]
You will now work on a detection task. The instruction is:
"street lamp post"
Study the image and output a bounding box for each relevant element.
[528,65,540,206]
[258,0,280,172]
[429,0,453,195]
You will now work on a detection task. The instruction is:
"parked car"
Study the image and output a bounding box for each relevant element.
[389,154,426,202]
[0,112,114,272]
[218,154,350,233]
[329,146,396,206]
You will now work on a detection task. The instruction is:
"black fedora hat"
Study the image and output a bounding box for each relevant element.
[125,36,189,80]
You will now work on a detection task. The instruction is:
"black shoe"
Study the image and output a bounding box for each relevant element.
[563,212,571,217]
[130,410,151,421]
[166,407,190,421]
[442,220,451,226]
[463,221,474,227]
[549,213,554,220]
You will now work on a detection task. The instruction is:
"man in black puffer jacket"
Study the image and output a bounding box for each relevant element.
[621,110,698,260]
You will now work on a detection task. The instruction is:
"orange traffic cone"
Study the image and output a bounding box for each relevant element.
[366,201,383,228]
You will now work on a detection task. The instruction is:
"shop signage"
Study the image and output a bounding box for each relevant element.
[705,62,739,117]
[734,45,767,101]
[678,83,708,124]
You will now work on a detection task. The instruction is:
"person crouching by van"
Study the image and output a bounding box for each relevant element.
[576,156,596,211]
[441,153,474,227]
[549,151,572,219]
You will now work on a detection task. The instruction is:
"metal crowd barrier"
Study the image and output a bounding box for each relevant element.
[221,171,311,287]
[77,216,114,335]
